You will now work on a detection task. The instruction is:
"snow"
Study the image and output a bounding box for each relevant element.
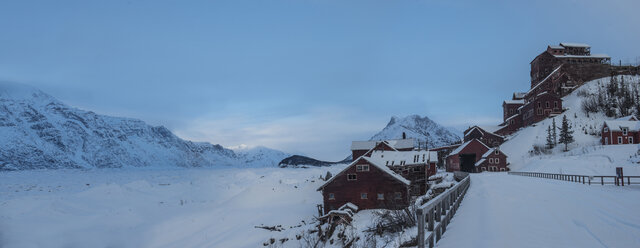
[436,173,640,248]
[504,99,525,104]
[0,166,346,248]
[317,156,411,190]
[367,150,430,166]
[527,65,563,95]
[501,76,640,175]
[603,120,640,132]
[560,42,590,48]
[554,54,610,59]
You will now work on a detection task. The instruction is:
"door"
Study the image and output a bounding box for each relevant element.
[459,154,476,173]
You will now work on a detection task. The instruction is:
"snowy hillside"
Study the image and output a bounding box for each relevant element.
[0,82,289,170]
[370,115,461,148]
[501,75,640,175]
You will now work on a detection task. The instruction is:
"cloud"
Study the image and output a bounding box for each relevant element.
[173,106,384,161]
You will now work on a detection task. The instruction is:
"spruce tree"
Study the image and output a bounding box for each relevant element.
[546,125,554,149]
[552,118,557,146]
[559,115,575,152]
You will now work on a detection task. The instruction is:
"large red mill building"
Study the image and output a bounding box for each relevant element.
[493,42,640,136]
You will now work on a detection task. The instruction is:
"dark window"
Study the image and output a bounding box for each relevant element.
[394,192,402,199]
[356,165,369,172]
[413,166,421,172]
[377,193,384,200]
[347,174,357,181]
[361,193,368,199]
[545,101,550,108]
[328,193,335,200]
[554,101,558,108]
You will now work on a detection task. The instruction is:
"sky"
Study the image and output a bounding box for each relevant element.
[1,0,639,160]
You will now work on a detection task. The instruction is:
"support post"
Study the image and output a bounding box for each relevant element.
[417,208,425,248]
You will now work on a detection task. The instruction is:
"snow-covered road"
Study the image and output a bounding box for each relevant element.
[436,173,640,248]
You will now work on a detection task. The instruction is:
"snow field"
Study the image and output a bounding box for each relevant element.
[0,166,346,248]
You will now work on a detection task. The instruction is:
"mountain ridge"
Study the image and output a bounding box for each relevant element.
[0,81,290,170]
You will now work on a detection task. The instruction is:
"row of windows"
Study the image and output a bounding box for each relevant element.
[488,158,500,164]
[618,137,633,144]
[327,192,402,201]
[356,165,369,172]
[603,127,631,136]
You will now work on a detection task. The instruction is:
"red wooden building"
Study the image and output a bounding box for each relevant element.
[445,139,491,173]
[318,142,439,213]
[475,148,509,172]
[350,139,414,160]
[463,126,505,147]
[317,156,411,214]
[601,118,640,145]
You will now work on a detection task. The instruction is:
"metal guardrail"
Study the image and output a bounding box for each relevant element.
[508,171,640,186]
[416,172,470,248]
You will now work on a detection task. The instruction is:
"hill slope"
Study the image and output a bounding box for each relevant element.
[500,75,640,175]
[0,82,289,170]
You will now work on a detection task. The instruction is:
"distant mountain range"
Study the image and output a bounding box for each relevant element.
[278,115,461,167]
[0,82,290,170]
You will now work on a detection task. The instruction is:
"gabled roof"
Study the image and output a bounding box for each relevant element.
[316,156,410,191]
[448,139,490,156]
[351,139,414,150]
[464,126,484,136]
[474,158,486,167]
[603,120,640,132]
[481,147,507,158]
[464,125,504,138]
[548,45,564,50]
[615,115,638,121]
[367,150,430,166]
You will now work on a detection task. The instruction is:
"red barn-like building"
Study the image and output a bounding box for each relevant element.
[475,148,509,172]
[446,139,490,173]
[350,139,414,160]
[317,156,411,214]
[601,118,640,145]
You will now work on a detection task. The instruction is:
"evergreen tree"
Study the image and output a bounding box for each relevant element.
[552,118,557,145]
[546,125,554,149]
[559,115,575,152]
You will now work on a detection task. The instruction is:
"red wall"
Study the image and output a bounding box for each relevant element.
[321,159,409,214]
[446,139,490,172]
[601,126,639,145]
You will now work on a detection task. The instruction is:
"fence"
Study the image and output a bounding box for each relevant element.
[508,171,640,186]
[416,172,470,248]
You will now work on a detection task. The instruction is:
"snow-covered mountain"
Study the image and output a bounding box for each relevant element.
[370,115,461,148]
[0,82,290,170]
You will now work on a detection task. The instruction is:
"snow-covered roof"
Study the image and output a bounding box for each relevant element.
[317,156,411,191]
[603,120,640,132]
[615,115,638,121]
[554,54,610,59]
[351,139,414,150]
[338,202,359,212]
[367,150,429,166]
[513,92,527,98]
[560,42,590,48]
[549,45,564,49]
[464,126,484,136]
[481,147,506,158]
[504,99,525,105]
[449,139,490,156]
[475,158,486,167]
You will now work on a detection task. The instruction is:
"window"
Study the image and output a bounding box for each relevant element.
[356,165,369,172]
[489,158,494,164]
[545,101,550,108]
[391,161,395,166]
[537,102,541,108]
[554,101,558,108]
[495,149,499,155]
[623,128,628,135]
[386,161,389,166]
[347,174,357,181]
[361,193,368,199]
[537,108,542,115]
[618,137,623,144]
[328,193,335,200]
[509,109,514,114]
[423,154,426,162]
[413,166,421,172]
[495,158,500,164]
[629,137,634,144]
[481,167,487,171]
[604,127,609,133]
[377,193,384,200]
[394,192,402,199]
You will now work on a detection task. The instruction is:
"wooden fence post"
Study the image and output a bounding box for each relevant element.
[417,208,425,248]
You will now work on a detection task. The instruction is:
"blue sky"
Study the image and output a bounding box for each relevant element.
[1,0,639,160]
